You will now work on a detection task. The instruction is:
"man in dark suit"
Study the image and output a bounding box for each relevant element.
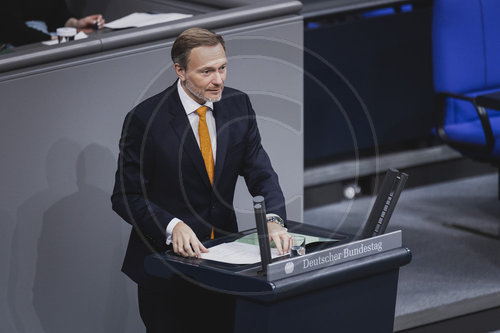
[111,28,290,332]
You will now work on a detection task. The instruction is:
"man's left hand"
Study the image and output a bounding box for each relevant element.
[267,222,291,255]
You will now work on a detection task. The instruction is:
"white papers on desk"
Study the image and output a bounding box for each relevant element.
[104,12,193,29]
[41,31,88,45]
[200,241,286,265]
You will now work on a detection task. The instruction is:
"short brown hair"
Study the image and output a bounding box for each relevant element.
[171,28,225,69]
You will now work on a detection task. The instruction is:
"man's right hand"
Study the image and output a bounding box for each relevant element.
[171,222,209,258]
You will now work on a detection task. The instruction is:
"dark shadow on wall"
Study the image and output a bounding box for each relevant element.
[29,142,127,333]
[8,138,81,333]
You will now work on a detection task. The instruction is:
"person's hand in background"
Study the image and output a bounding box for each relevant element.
[65,14,105,33]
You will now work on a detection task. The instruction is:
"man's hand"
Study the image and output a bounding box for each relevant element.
[66,15,105,33]
[78,15,105,33]
[267,222,291,255]
[172,222,209,258]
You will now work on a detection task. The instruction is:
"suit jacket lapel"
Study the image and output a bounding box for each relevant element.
[213,100,229,188]
[166,84,213,190]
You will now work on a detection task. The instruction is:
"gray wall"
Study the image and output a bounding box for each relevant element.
[0,16,303,332]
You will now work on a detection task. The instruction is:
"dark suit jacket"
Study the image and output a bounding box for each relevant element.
[111,81,286,284]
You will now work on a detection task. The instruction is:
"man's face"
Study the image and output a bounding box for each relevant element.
[176,43,227,104]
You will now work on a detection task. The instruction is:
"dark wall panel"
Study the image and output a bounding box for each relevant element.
[304,4,434,164]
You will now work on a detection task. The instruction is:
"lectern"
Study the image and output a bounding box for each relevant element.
[145,221,411,332]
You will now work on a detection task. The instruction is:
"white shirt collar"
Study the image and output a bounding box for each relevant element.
[177,79,214,115]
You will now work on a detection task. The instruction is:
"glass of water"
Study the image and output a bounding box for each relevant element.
[290,235,306,257]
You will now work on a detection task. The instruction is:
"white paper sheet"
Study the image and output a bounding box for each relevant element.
[104,12,193,29]
[200,241,286,265]
[41,31,88,45]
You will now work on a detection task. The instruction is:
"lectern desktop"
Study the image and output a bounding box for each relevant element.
[145,169,411,332]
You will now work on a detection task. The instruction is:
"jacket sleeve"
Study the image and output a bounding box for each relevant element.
[239,94,287,222]
[111,109,175,245]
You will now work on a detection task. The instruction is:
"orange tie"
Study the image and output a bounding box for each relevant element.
[196,106,215,239]
[196,106,214,185]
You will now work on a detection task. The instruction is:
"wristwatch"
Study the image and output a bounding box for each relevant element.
[266,215,285,227]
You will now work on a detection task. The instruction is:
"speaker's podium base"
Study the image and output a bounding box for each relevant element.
[145,221,411,332]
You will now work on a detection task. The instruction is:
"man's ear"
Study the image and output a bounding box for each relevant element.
[174,63,185,81]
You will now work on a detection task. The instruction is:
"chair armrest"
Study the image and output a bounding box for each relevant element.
[438,91,475,102]
[435,92,495,154]
[475,92,500,111]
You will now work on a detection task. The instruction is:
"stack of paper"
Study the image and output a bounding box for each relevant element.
[200,232,340,264]
[200,242,286,265]
[104,12,193,29]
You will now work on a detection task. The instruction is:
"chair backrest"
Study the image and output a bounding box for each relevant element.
[432,0,500,94]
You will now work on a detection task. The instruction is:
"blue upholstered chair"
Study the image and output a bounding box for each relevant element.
[432,0,500,198]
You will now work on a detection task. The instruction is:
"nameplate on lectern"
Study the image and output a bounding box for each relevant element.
[266,230,402,281]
